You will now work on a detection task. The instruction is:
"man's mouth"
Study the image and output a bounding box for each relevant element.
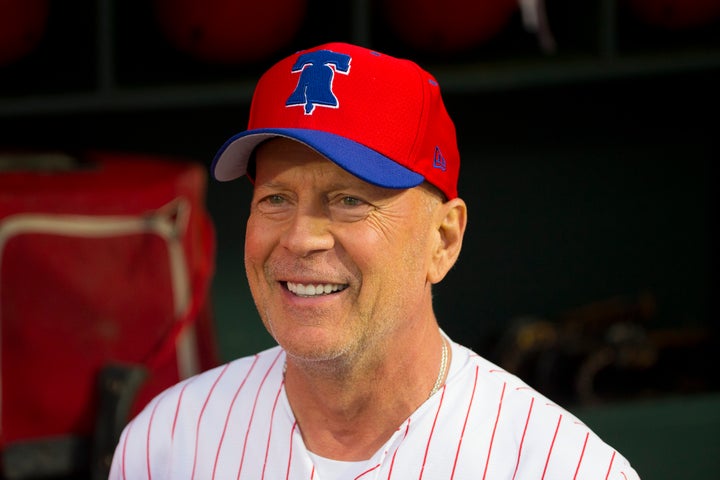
[285,282,348,297]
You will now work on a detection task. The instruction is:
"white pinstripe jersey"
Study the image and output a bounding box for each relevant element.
[110,340,640,479]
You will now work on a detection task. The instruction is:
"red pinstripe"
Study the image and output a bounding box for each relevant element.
[212,356,260,479]
[191,364,231,479]
[418,385,446,479]
[541,414,563,480]
[145,394,168,480]
[285,422,299,480]
[386,418,411,479]
[511,396,535,480]
[171,381,193,440]
[120,417,133,480]
[605,451,617,480]
[450,366,479,479]
[573,432,590,480]
[261,379,285,479]
[482,381,507,480]
[356,463,381,479]
[236,350,283,479]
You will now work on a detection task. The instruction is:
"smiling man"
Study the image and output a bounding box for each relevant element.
[110,42,640,479]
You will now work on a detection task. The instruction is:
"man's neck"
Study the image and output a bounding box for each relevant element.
[283,327,449,461]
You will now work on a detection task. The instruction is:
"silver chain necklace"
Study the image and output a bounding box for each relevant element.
[429,337,449,398]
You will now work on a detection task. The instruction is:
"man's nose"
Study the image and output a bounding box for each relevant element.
[281,209,335,257]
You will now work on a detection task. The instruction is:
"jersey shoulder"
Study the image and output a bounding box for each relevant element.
[446,341,640,479]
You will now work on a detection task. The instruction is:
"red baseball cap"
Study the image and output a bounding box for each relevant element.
[212,42,460,199]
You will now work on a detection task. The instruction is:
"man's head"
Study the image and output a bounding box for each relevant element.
[213,42,466,364]
[212,42,460,200]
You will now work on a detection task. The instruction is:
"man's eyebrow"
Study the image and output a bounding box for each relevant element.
[254,180,288,190]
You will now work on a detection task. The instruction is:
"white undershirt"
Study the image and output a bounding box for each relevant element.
[307,451,373,480]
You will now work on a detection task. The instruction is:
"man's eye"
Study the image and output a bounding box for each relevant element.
[255,194,289,212]
[266,194,285,205]
[341,196,362,207]
[331,195,372,222]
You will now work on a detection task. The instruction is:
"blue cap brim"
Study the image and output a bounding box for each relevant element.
[212,128,424,189]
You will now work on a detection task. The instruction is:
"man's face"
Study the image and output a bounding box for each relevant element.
[244,138,442,365]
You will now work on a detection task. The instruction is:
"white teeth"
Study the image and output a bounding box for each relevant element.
[286,282,346,297]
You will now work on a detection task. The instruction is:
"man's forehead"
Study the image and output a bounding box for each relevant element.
[248,136,328,183]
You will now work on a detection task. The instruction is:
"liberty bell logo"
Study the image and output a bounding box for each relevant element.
[286,50,351,115]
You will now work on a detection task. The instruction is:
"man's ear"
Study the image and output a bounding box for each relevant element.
[428,198,467,284]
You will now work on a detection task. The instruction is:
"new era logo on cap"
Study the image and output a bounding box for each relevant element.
[212,42,460,200]
[433,146,447,172]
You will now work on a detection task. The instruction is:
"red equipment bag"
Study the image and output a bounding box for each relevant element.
[0,151,219,479]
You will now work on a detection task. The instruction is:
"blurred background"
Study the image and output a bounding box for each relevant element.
[0,0,718,478]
